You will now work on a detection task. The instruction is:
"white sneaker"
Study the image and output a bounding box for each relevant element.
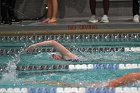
[88,15,98,23]
[133,15,139,23]
[100,15,109,23]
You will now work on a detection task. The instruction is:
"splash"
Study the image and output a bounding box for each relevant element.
[0,54,20,84]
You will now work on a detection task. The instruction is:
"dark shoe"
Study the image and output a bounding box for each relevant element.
[12,19,21,22]
[2,19,12,25]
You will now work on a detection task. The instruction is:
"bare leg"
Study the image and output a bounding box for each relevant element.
[42,0,52,23]
[107,72,140,87]
[48,0,58,23]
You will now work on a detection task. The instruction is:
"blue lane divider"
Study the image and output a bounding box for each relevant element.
[29,88,56,93]
[1,87,140,93]
[69,64,140,70]
[86,88,115,93]
[94,64,118,70]
[1,63,139,71]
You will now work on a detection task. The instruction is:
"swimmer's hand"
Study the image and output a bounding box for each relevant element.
[25,45,36,52]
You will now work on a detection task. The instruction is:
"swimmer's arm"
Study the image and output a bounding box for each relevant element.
[25,40,53,52]
[24,80,80,87]
[24,73,140,87]
[24,80,106,87]
[25,40,77,57]
[24,80,68,86]
[107,72,140,87]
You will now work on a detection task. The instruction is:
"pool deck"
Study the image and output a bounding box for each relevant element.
[0,16,140,35]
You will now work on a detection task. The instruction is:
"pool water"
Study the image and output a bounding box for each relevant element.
[0,47,140,88]
[0,34,140,89]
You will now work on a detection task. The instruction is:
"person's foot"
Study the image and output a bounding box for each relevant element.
[48,18,57,23]
[100,15,109,23]
[133,15,139,23]
[42,18,50,23]
[88,15,98,23]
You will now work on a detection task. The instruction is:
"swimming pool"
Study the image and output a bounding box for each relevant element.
[0,33,140,93]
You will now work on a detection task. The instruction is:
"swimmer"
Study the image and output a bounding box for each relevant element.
[24,72,140,87]
[25,40,78,61]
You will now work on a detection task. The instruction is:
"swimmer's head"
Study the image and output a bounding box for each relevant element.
[51,54,62,60]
